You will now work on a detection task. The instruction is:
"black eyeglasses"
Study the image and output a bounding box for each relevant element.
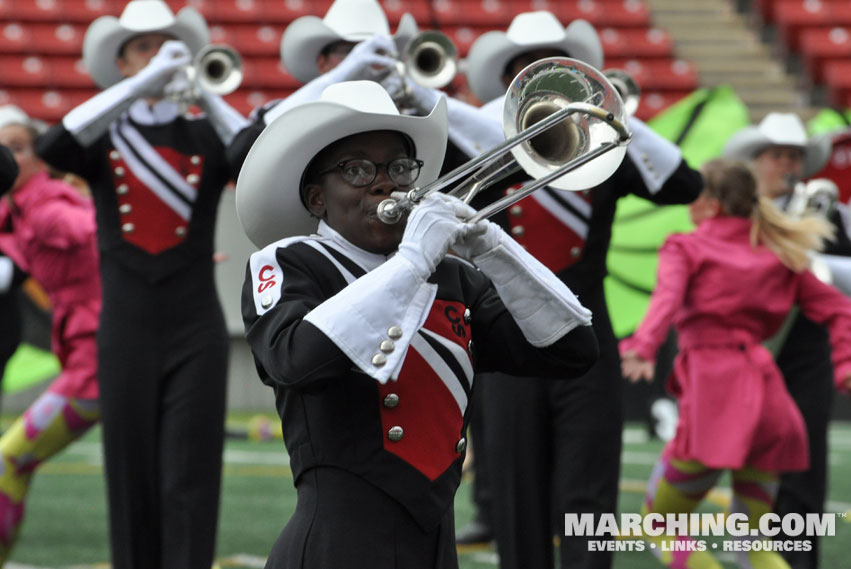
[318,158,425,187]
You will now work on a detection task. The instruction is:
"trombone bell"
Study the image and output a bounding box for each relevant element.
[504,57,629,191]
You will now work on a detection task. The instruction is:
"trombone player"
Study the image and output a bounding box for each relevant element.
[35,1,247,567]
[461,11,703,569]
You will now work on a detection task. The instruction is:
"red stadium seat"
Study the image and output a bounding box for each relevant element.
[0,23,32,54]
[634,90,689,120]
[63,0,121,22]
[10,0,64,21]
[0,56,52,87]
[559,0,651,29]
[432,0,515,27]
[49,57,96,88]
[230,25,283,57]
[30,23,86,55]
[0,0,13,20]
[214,0,264,23]
[241,58,301,89]
[799,27,851,84]
[775,0,851,53]
[225,89,294,116]
[440,26,485,58]
[599,27,673,60]
[380,0,432,26]
[260,0,323,24]
[606,58,699,92]
[7,88,95,123]
[162,0,215,19]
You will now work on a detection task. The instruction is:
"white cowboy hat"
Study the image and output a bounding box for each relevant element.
[465,11,604,104]
[236,81,448,248]
[723,112,832,178]
[0,105,48,135]
[83,0,209,89]
[281,0,394,84]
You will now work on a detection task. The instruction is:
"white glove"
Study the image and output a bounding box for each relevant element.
[327,34,398,83]
[396,192,475,278]
[133,40,193,99]
[452,218,504,260]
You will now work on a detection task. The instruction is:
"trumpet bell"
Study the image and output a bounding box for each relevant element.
[404,31,458,89]
[195,45,243,96]
[604,69,641,117]
[504,57,628,191]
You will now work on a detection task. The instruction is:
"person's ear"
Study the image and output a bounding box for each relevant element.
[316,54,332,74]
[706,197,722,217]
[305,184,326,218]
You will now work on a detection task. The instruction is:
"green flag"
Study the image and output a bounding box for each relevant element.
[605,86,750,338]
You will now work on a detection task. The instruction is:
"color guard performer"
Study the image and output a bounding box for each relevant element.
[35,1,247,567]
[462,11,704,569]
[724,114,851,569]
[237,80,600,568]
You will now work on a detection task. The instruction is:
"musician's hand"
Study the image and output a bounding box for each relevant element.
[397,193,474,278]
[452,218,504,260]
[620,350,655,383]
[331,35,398,82]
[134,40,192,98]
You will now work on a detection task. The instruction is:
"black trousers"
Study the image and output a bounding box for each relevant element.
[482,287,622,569]
[97,260,228,569]
[266,467,459,569]
[774,315,833,569]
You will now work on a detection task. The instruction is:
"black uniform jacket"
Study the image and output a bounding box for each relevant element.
[242,228,598,531]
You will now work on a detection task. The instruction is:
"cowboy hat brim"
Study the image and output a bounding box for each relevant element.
[466,19,604,104]
[236,92,448,248]
[83,6,209,89]
[723,127,832,178]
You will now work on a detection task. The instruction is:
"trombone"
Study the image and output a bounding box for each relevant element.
[377,57,632,224]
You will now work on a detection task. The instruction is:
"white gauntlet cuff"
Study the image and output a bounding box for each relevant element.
[473,234,592,346]
[304,255,437,383]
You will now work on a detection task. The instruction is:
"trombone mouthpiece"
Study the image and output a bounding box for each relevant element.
[377,198,403,224]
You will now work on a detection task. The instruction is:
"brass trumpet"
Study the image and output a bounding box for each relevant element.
[166,44,243,112]
[377,57,632,224]
[603,69,640,117]
[390,31,459,112]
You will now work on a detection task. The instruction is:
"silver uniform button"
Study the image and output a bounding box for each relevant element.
[190,155,201,165]
[116,184,129,195]
[387,326,403,339]
[383,393,399,408]
[186,173,200,185]
[379,339,395,353]
[121,222,134,233]
[510,205,523,216]
[463,308,471,325]
[261,295,273,309]
[114,166,125,177]
[511,225,525,237]
[388,426,404,442]
[175,226,187,237]
[467,339,474,354]
[506,187,518,195]
[456,437,467,453]
[109,150,120,161]
[570,246,582,258]
[118,204,132,214]
[372,353,387,367]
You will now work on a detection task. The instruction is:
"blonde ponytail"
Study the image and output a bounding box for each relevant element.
[701,158,835,273]
[750,195,834,273]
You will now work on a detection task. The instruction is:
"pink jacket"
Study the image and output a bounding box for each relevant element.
[620,216,851,470]
[0,171,101,399]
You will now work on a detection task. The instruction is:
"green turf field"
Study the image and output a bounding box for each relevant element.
[4,419,850,568]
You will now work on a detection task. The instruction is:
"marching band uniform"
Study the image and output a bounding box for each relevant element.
[463,12,703,569]
[35,3,246,568]
[236,81,599,568]
[724,114,851,569]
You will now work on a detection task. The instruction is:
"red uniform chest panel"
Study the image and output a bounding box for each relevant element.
[377,299,471,481]
[109,147,204,254]
[506,189,591,273]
